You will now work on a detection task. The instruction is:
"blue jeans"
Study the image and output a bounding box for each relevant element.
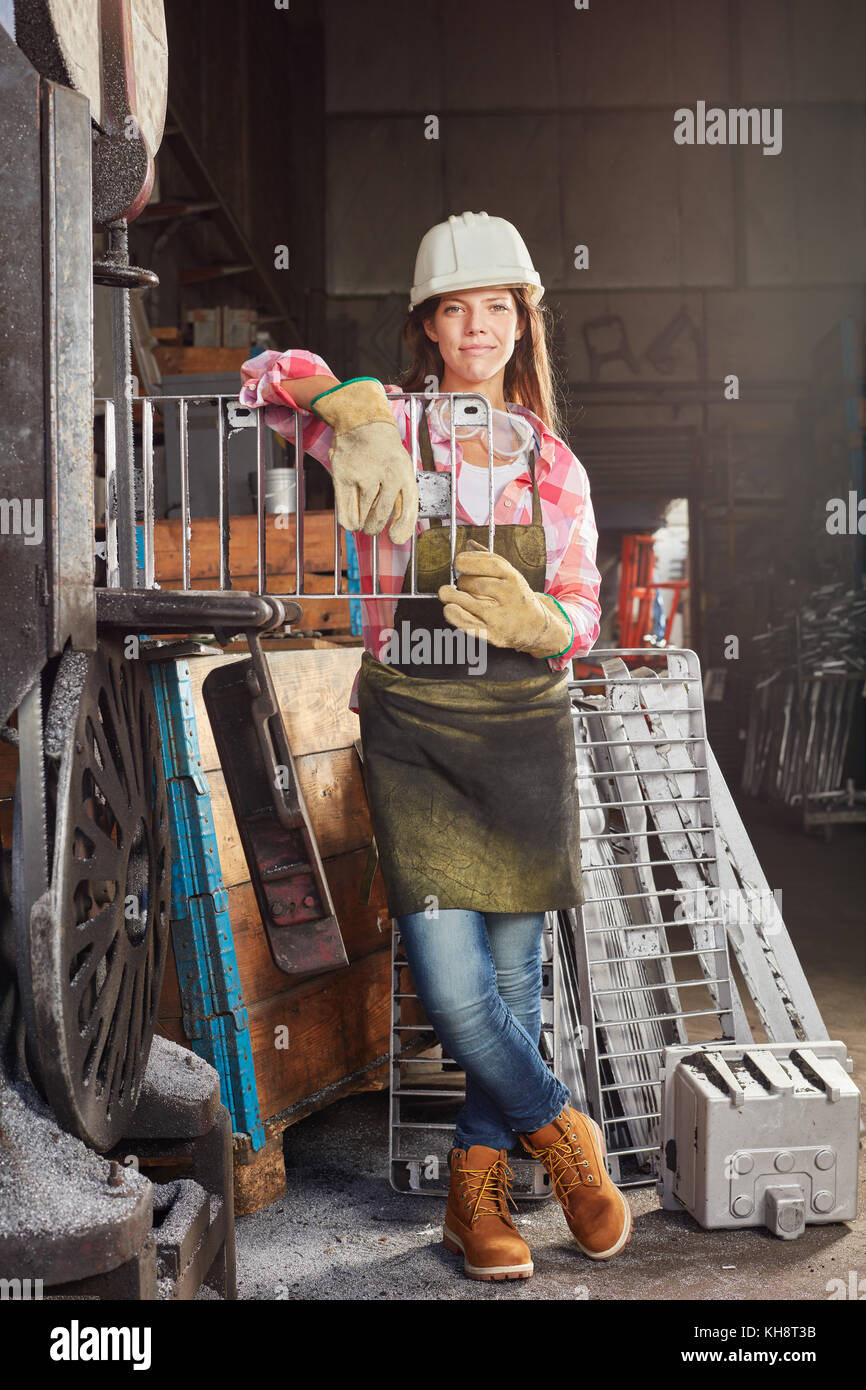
[395,908,572,1152]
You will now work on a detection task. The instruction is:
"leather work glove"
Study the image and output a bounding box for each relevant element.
[438,540,573,657]
[311,378,419,545]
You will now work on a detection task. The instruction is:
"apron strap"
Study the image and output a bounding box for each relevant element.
[418,406,541,529]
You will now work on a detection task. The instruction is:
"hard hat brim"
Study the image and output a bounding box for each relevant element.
[409,272,544,310]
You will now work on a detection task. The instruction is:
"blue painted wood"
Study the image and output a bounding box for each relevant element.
[151,658,265,1150]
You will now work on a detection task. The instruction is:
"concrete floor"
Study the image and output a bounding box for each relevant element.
[231,795,865,1302]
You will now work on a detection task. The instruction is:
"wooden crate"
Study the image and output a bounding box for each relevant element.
[157,646,392,1214]
[152,511,357,634]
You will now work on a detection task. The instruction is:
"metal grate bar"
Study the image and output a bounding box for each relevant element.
[141,397,155,587]
[591,976,729,997]
[217,399,230,590]
[594,947,727,966]
[584,914,725,931]
[578,765,710,779]
[179,398,190,590]
[590,1007,727,1027]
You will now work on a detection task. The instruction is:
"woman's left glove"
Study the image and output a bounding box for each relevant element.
[438,540,572,657]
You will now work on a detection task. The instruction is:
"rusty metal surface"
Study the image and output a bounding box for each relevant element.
[0,47,97,728]
[92,2,151,224]
[44,77,98,658]
[202,641,348,978]
[0,28,51,729]
[107,1100,237,1299]
[11,0,102,118]
[0,1075,153,1284]
[95,586,297,635]
[124,1033,221,1141]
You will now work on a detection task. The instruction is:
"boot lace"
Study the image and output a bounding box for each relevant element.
[458,1157,520,1224]
[522,1132,591,1206]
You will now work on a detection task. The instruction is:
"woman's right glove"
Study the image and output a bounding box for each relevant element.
[311,378,419,545]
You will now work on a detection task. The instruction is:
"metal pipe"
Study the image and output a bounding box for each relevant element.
[409,394,418,596]
[590,1007,725,1027]
[580,826,715,843]
[576,735,703,748]
[576,764,710,778]
[574,795,712,808]
[601,1049,665,1062]
[585,914,724,930]
[594,947,727,966]
[107,222,138,589]
[217,399,229,589]
[601,1079,662,1091]
[141,398,155,587]
[449,399,457,587]
[295,410,304,595]
[602,1109,660,1125]
[102,398,119,588]
[591,977,730,996]
[582,888,720,905]
[333,506,340,602]
[581,855,714,871]
[179,397,190,591]
[486,394,494,552]
[604,1144,662,1157]
[256,410,266,593]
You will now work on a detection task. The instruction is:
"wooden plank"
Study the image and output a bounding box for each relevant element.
[187,647,362,768]
[159,939,183,1021]
[244,946,391,1122]
[232,1132,286,1216]
[223,855,388,1007]
[0,740,18,802]
[206,747,372,878]
[154,1019,187,1047]
[292,747,373,858]
[152,345,253,375]
[153,513,343,581]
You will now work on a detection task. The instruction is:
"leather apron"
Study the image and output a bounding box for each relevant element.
[356,406,583,918]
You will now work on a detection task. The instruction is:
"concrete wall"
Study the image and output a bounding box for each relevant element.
[148,0,864,702]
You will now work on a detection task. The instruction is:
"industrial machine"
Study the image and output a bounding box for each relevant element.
[0,2,857,1301]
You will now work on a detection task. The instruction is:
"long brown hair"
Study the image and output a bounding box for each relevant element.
[399,285,565,440]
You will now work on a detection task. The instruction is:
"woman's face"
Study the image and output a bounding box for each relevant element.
[423,286,524,385]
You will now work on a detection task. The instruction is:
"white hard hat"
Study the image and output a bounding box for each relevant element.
[409,211,544,309]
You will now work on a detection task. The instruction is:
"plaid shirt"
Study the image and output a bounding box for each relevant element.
[239,349,602,712]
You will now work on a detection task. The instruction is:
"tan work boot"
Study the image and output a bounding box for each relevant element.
[518,1106,632,1260]
[442,1145,533,1282]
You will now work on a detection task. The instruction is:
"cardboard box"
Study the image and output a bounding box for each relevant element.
[191,307,221,348]
[222,306,257,348]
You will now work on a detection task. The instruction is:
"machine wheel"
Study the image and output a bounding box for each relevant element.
[13,638,171,1150]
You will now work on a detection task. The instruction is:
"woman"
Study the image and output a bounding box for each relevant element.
[239,211,632,1282]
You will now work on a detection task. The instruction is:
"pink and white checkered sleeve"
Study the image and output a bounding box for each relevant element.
[238,348,336,468]
[543,447,602,669]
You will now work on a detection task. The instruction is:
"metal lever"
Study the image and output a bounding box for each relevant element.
[202,633,347,977]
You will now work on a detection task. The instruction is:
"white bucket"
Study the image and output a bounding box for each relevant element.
[249,467,300,514]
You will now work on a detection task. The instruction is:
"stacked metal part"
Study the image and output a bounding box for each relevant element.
[562,651,739,1186]
[558,649,828,1187]
[742,582,866,820]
